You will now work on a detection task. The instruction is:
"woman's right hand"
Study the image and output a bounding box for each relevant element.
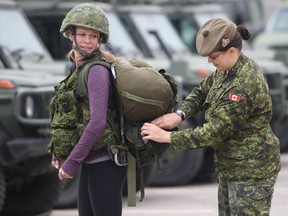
[151,113,182,129]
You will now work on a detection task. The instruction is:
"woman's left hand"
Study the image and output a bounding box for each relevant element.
[141,123,172,143]
[58,168,73,180]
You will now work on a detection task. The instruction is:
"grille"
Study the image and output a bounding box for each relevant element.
[15,87,55,126]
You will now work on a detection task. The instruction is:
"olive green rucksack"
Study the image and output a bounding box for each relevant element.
[78,58,178,206]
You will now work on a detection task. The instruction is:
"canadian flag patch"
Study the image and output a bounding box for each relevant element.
[229,93,241,102]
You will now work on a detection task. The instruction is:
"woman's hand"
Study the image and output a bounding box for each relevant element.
[51,159,62,170]
[151,113,182,129]
[51,159,73,180]
[58,168,73,180]
[141,123,172,143]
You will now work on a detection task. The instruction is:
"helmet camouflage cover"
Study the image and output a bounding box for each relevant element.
[60,3,109,43]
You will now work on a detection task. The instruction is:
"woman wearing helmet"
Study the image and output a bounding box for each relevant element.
[50,3,126,216]
[141,18,281,215]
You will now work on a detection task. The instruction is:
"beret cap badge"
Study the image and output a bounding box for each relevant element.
[221,36,231,48]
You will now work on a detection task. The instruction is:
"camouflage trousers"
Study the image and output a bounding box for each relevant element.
[218,175,277,216]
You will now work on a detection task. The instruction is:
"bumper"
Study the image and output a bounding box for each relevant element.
[0,137,50,166]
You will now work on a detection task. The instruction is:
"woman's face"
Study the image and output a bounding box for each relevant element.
[70,27,100,55]
[208,48,239,71]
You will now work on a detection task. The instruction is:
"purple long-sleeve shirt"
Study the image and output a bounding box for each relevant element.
[61,65,112,177]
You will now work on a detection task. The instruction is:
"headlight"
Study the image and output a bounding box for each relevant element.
[15,90,53,125]
[21,95,41,119]
[24,96,35,118]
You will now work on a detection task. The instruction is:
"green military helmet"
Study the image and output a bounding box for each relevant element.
[60,3,109,43]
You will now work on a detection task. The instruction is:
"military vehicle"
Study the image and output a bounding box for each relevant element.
[0,1,65,215]
[102,0,266,39]
[0,0,66,73]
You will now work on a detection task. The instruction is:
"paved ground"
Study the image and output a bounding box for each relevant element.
[51,153,288,216]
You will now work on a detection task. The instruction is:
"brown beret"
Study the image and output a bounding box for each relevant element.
[196,18,237,56]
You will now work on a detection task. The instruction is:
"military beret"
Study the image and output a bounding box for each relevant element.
[196,18,237,56]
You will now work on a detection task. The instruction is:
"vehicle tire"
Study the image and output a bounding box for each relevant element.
[271,116,288,152]
[278,118,288,152]
[192,148,217,183]
[148,148,204,186]
[148,117,205,186]
[0,167,5,212]
[0,130,10,212]
[54,169,80,209]
[1,172,60,216]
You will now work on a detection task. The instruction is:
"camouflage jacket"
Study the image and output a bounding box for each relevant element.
[170,54,281,180]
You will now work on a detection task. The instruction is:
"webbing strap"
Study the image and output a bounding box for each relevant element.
[131,126,145,203]
[78,60,111,97]
[139,168,145,202]
[127,152,136,207]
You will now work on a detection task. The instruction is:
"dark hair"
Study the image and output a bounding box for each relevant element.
[221,25,251,52]
[237,25,251,40]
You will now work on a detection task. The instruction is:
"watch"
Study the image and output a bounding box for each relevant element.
[175,109,185,121]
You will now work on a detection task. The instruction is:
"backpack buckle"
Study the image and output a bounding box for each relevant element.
[114,152,128,166]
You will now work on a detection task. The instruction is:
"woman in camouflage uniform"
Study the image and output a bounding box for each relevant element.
[141,18,281,216]
[49,4,126,216]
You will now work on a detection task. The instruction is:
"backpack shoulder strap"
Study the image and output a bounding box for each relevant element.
[78,59,126,147]
[77,60,111,97]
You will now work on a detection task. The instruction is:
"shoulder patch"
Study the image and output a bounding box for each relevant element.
[229,93,241,102]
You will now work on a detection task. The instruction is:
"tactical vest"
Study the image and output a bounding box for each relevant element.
[48,60,118,161]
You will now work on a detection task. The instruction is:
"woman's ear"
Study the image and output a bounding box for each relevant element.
[229,47,236,54]
[68,33,74,42]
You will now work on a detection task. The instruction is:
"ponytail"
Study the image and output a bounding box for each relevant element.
[237,25,251,41]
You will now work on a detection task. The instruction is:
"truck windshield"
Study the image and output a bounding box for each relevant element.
[130,13,190,59]
[0,8,52,63]
[267,8,288,32]
[107,12,143,58]
[22,8,142,60]
[194,13,230,27]
[178,12,229,53]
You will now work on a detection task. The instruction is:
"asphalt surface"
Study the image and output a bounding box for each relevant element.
[51,153,288,216]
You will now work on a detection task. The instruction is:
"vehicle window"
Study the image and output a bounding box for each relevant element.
[267,8,288,32]
[219,0,264,35]
[107,12,143,58]
[178,19,198,53]
[194,13,230,27]
[130,13,190,59]
[171,12,229,54]
[0,8,52,63]
[246,0,263,27]
[28,11,142,60]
